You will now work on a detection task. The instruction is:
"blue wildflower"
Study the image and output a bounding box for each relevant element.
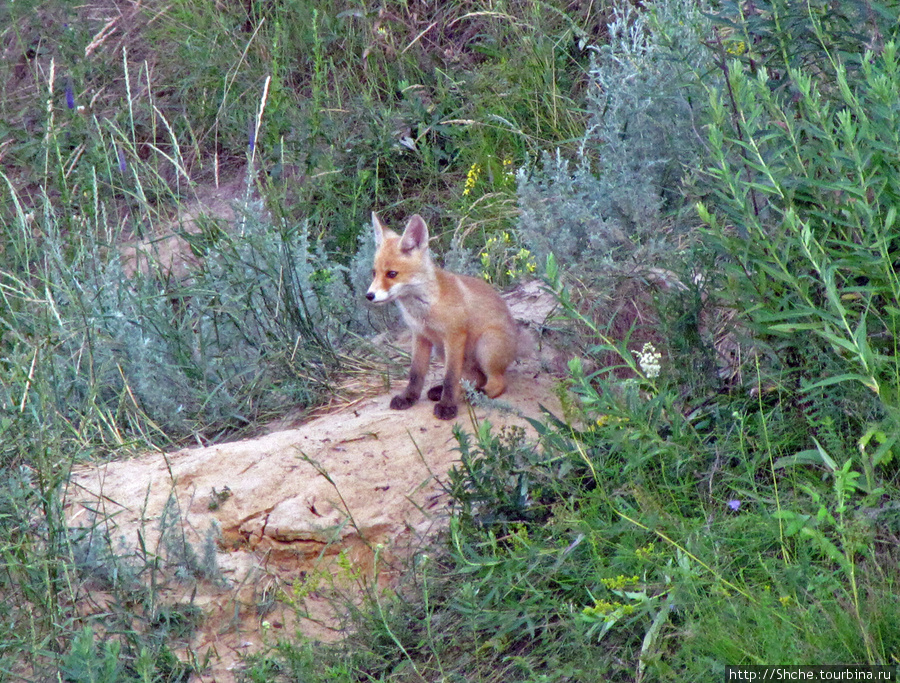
[727,499,741,511]
[116,145,127,173]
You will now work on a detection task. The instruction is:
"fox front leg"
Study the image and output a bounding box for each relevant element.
[433,335,466,420]
[390,334,432,410]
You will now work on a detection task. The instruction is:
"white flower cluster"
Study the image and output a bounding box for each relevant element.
[633,342,662,379]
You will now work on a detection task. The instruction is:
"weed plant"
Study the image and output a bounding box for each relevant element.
[0,453,200,679]
[682,13,900,666]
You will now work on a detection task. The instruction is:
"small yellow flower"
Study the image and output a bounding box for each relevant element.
[463,162,481,196]
[600,575,640,591]
[779,595,791,607]
[725,40,747,56]
[583,599,634,617]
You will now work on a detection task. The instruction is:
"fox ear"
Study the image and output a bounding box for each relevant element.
[399,214,429,253]
[372,212,388,247]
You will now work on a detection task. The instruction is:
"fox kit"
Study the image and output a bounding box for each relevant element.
[366,213,518,420]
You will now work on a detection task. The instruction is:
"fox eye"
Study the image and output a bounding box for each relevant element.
[386,270,398,279]
[371,269,376,277]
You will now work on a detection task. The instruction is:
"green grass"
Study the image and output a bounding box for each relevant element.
[3,0,900,679]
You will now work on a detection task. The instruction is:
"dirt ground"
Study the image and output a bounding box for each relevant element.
[65,280,566,682]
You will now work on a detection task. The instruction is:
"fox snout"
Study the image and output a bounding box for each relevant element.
[365,283,392,304]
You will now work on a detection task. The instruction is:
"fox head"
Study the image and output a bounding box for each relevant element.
[366,213,434,304]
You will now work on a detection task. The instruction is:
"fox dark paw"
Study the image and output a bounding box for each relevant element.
[390,395,417,410]
[433,403,458,420]
[426,385,443,401]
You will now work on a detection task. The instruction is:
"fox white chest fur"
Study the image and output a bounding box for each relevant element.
[365,212,517,420]
[398,297,433,336]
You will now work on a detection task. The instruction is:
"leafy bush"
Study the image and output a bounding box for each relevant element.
[60,627,128,683]
[699,37,900,468]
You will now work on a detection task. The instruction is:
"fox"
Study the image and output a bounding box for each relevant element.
[366,212,518,420]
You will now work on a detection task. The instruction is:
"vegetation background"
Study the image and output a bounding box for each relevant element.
[1,0,900,680]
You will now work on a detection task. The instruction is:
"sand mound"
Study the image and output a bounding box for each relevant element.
[66,282,564,681]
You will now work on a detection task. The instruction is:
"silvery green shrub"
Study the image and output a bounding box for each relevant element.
[517,0,714,269]
[37,202,360,440]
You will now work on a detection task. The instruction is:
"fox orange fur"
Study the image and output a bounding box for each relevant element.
[366,213,518,420]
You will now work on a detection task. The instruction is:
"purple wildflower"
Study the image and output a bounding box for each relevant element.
[116,145,127,173]
[727,499,741,511]
[65,78,75,110]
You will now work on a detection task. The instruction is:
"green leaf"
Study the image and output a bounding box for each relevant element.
[773,449,824,469]
[545,253,558,284]
[811,437,838,471]
[803,373,877,392]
